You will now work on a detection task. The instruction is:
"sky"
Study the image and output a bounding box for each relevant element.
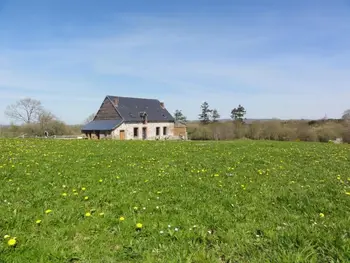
[1,0,350,124]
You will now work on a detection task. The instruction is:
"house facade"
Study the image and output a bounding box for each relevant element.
[81,95,187,140]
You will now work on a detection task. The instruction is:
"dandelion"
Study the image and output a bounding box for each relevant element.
[214,173,219,177]
[346,192,350,196]
[81,187,86,191]
[45,209,52,214]
[319,213,325,218]
[62,193,67,197]
[136,223,143,229]
[84,196,89,201]
[99,179,103,183]
[133,206,138,211]
[7,238,17,247]
[36,219,42,224]
[119,216,125,221]
[85,212,91,217]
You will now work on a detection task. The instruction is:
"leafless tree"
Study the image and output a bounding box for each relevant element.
[84,113,95,124]
[5,98,43,124]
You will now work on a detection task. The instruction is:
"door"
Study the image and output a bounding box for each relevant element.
[142,127,147,140]
[120,130,125,140]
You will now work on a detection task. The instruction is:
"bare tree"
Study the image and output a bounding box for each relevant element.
[342,109,350,120]
[84,113,96,124]
[5,98,43,124]
[38,110,56,133]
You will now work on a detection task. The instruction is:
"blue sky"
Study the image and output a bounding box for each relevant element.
[1,0,350,124]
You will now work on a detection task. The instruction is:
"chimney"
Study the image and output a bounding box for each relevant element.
[160,102,165,109]
[113,97,119,106]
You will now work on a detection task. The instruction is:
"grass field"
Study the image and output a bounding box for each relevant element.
[0,139,350,263]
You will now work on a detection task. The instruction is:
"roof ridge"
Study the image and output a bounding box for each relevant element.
[107,95,161,101]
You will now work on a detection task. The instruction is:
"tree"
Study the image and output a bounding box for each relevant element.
[211,109,220,122]
[84,113,96,124]
[342,109,350,120]
[174,109,187,122]
[198,101,212,124]
[38,110,56,135]
[5,98,43,124]
[231,104,246,122]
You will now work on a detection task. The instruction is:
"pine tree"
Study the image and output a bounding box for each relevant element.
[231,104,246,122]
[198,101,212,124]
[211,109,220,122]
[174,109,187,122]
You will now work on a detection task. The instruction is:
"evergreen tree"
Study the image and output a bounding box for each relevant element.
[231,104,246,122]
[198,101,212,124]
[211,109,220,122]
[174,109,187,122]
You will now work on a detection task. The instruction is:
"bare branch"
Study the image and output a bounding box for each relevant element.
[4,98,43,124]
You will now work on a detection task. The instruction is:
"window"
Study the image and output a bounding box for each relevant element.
[163,127,167,135]
[133,127,139,138]
[156,127,160,136]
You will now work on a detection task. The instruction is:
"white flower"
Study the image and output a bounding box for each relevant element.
[168,225,171,228]
[159,230,164,234]
[156,206,159,209]
[174,228,179,231]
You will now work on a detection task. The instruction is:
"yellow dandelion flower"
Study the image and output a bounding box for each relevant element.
[99,179,103,183]
[319,213,325,218]
[81,187,86,191]
[84,196,89,200]
[133,206,138,211]
[36,219,42,224]
[62,193,67,197]
[8,238,17,246]
[214,174,219,177]
[45,209,52,214]
[136,223,143,229]
[119,216,125,221]
[85,212,91,217]
[346,192,350,196]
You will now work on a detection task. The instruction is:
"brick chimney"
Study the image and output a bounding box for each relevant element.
[160,102,165,109]
[113,97,119,106]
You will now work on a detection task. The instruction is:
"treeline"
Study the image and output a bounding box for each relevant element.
[186,119,350,143]
[174,101,350,143]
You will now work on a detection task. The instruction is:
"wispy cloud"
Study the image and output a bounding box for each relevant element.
[1,3,350,123]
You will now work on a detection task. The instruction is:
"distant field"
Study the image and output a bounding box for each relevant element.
[0,139,349,263]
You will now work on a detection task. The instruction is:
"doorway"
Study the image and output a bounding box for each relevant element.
[120,130,125,140]
[142,127,147,140]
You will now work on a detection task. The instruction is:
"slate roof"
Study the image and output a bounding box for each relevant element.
[81,96,175,132]
[81,119,122,131]
[108,95,175,123]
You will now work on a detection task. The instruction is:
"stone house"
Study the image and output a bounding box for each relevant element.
[81,95,187,140]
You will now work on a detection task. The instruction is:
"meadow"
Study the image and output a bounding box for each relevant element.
[0,139,349,263]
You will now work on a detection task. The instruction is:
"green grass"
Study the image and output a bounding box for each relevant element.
[0,139,350,263]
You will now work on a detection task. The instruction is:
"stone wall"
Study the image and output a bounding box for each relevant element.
[111,122,177,140]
